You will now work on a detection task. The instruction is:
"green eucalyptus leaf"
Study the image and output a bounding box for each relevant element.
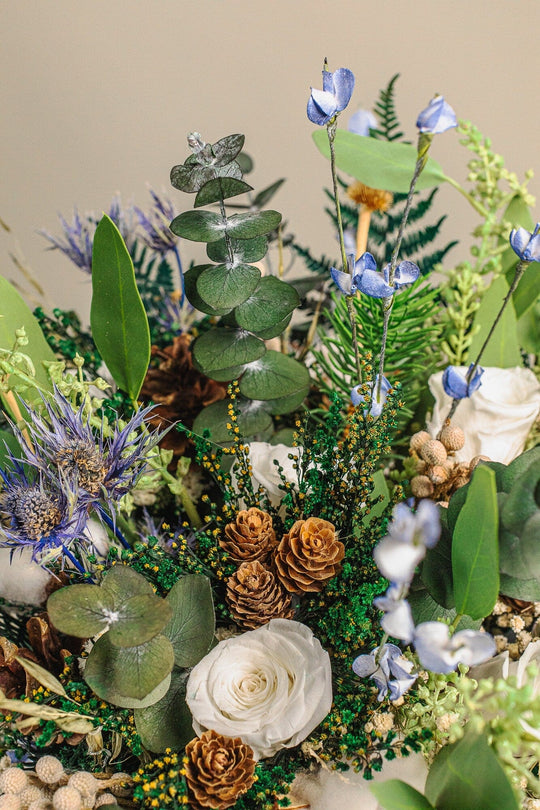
[193,398,273,443]
[236,152,253,174]
[370,780,435,810]
[421,519,454,609]
[239,350,310,401]
[163,574,215,668]
[85,633,174,704]
[170,210,224,243]
[500,572,540,601]
[101,565,155,605]
[203,364,246,382]
[134,668,193,753]
[211,134,245,167]
[108,594,173,648]
[226,210,282,239]
[197,263,261,310]
[252,178,286,208]
[170,161,242,194]
[92,673,172,711]
[250,385,309,415]
[251,313,293,340]
[452,465,499,620]
[468,276,521,366]
[90,214,150,400]
[206,235,267,263]
[500,445,540,491]
[235,277,299,332]
[184,265,231,316]
[312,129,448,192]
[408,583,480,631]
[501,456,540,533]
[47,585,114,638]
[192,328,265,375]
[194,178,252,208]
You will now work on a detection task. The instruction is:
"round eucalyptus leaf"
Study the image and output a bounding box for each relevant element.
[101,565,155,607]
[206,235,267,264]
[193,398,273,443]
[184,265,231,316]
[250,312,293,340]
[252,385,310,415]
[164,574,215,668]
[197,263,261,310]
[134,668,193,753]
[170,163,213,193]
[211,134,245,167]
[226,210,282,240]
[236,152,254,174]
[192,328,265,375]
[203,364,246,382]
[47,585,114,639]
[170,210,224,243]
[92,673,172,711]
[194,178,252,208]
[235,276,299,332]
[109,594,173,648]
[239,351,310,401]
[520,512,540,579]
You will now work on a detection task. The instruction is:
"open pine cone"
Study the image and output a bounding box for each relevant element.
[226,561,294,629]
[275,517,344,593]
[185,730,256,810]
[220,508,277,564]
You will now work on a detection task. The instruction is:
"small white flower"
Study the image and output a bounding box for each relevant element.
[414,622,496,674]
[233,442,302,507]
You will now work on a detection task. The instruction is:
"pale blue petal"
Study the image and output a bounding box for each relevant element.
[348,108,377,137]
[330,267,353,295]
[332,68,355,112]
[357,269,394,298]
[509,226,531,258]
[442,366,469,399]
[467,363,484,394]
[354,251,377,273]
[307,88,338,125]
[352,653,377,678]
[416,96,457,134]
[322,70,334,94]
[451,630,496,667]
[394,260,420,286]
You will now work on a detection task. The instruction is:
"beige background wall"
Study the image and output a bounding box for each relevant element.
[2,0,540,323]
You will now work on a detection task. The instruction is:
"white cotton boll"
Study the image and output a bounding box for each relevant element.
[0,549,52,606]
[85,519,111,556]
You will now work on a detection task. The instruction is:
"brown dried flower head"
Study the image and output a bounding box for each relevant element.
[347,181,393,212]
[275,517,344,593]
[185,730,256,810]
[226,561,294,629]
[220,508,277,564]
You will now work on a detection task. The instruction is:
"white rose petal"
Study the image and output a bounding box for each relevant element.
[233,442,301,507]
[186,619,333,759]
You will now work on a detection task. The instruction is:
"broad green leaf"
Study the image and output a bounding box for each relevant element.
[312,129,447,192]
[0,429,21,467]
[109,594,172,648]
[85,672,172,711]
[170,210,224,242]
[235,277,299,332]
[239,350,310,401]
[134,667,193,753]
[252,385,309,415]
[163,574,215,668]
[501,456,540,533]
[520,512,540,578]
[200,364,246,382]
[425,730,519,810]
[210,134,245,167]
[85,633,174,703]
[225,210,282,239]
[192,328,265,375]
[517,299,540,353]
[500,445,540,491]
[0,274,56,408]
[197,262,261,310]
[501,195,537,318]
[47,584,114,638]
[193,398,273,443]
[184,265,231,316]
[90,215,151,400]
[370,780,435,810]
[207,235,267,263]
[194,177,252,208]
[170,161,242,193]
[408,583,481,632]
[467,276,521,366]
[421,521,454,608]
[236,151,253,174]
[499,571,540,601]
[14,656,68,699]
[251,313,293,340]
[452,465,499,620]
[101,565,155,605]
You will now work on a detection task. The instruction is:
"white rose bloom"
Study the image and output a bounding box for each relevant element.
[427,366,540,464]
[186,619,333,759]
[233,442,301,507]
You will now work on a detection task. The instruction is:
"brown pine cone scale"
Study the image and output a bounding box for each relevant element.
[220,508,277,564]
[275,517,344,594]
[226,561,294,629]
[185,730,256,810]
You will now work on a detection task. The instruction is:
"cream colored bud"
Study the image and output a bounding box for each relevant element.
[409,430,431,454]
[429,465,448,484]
[420,439,447,466]
[411,475,434,498]
[439,425,465,452]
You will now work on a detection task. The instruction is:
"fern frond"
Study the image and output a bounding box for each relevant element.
[416,241,459,275]
[291,243,335,276]
[372,74,404,142]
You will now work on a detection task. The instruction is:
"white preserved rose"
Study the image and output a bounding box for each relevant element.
[233,442,301,507]
[186,619,333,759]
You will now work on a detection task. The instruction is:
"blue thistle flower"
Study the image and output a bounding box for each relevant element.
[135,189,178,255]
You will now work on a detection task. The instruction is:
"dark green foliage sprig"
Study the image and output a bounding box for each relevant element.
[370,73,404,142]
[34,307,102,373]
[130,243,175,342]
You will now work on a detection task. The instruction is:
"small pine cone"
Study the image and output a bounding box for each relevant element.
[185,730,256,810]
[409,430,431,454]
[439,425,465,452]
[275,517,344,594]
[220,508,277,564]
[226,561,294,629]
[420,439,447,466]
[411,475,435,498]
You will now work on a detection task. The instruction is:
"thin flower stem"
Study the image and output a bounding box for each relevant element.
[97,507,132,550]
[173,245,185,306]
[356,206,371,258]
[3,390,35,453]
[444,175,489,218]
[147,457,203,529]
[63,546,89,577]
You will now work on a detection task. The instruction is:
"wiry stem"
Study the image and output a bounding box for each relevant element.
[356,206,371,258]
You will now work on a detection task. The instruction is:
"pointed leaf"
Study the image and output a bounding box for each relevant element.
[14,656,68,699]
[370,780,435,810]
[101,565,155,606]
[184,265,231,316]
[252,178,286,208]
[47,584,114,638]
[211,134,245,167]
[251,313,293,340]
[109,594,172,648]
[170,210,224,242]
[207,235,267,263]
[193,398,273,443]
[194,178,252,208]
[90,214,150,399]
[197,262,261,310]
[239,350,310,401]
[235,276,299,332]
[192,328,265,375]
[163,574,215,667]
[226,210,282,239]
[468,276,521,366]
[134,668,193,753]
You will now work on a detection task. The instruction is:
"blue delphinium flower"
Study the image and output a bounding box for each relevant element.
[442,363,484,399]
[135,189,178,255]
[413,622,496,674]
[348,107,377,137]
[350,375,392,418]
[353,643,417,701]
[416,95,457,134]
[373,499,440,584]
[307,66,355,126]
[509,223,540,263]
[373,584,415,643]
[331,252,420,298]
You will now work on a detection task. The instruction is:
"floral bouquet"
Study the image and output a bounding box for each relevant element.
[0,62,539,810]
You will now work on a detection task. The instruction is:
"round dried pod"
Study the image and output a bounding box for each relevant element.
[0,796,22,810]
[275,517,344,594]
[409,431,431,454]
[52,787,82,810]
[35,757,65,785]
[414,459,427,474]
[0,768,28,795]
[428,465,448,485]
[469,454,491,471]
[185,730,256,810]
[220,508,277,564]
[420,439,447,466]
[439,424,465,452]
[94,794,117,807]
[19,786,44,807]
[411,475,434,498]
[27,801,49,810]
[67,773,98,800]
[453,475,469,490]
[226,561,294,630]
[106,775,131,798]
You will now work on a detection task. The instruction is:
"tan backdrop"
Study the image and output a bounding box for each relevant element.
[2,0,539,322]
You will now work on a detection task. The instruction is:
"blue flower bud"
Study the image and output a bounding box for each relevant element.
[442,364,484,399]
[307,67,355,126]
[509,223,540,263]
[416,95,457,134]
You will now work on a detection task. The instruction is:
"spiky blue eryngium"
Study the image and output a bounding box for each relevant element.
[416,95,457,134]
[442,363,484,399]
[348,107,377,137]
[353,643,417,701]
[509,223,540,263]
[307,67,355,126]
[134,189,178,254]
[350,374,392,418]
[331,252,420,298]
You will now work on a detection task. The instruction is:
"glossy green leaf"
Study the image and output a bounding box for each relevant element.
[235,276,299,332]
[312,129,447,192]
[452,465,499,620]
[101,565,155,605]
[501,456,540,533]
[134,668,193,753]
[194,177,252,208]
[499,571,540,601]
[47,584,114,638]
[170,210,224,242]
[0,274,56,408]
[90,215,150,400]
[192,328,265,375]
[408,584,481,632]
[370,780,435,810]
[252,178,285,208]
[108,594,172,648]
[85,633,174,703]
[197,262,261,310]
[193,398,273,443]
[210,134,245,167]
[163,574,215,668]
[170,161,242,194]
[251,385,309,415]
[239,350,310,401]
[225,210,282,239]
[421,520,454,608]
[184,265,231,316]
[425,730,519,810]
[468,276,521,366]
[207,235,267,264]
[251,313,293,340]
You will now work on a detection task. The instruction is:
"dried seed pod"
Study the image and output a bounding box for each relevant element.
[67,772,98,800]
[429,465,448,485]
[439,424,465,452]
[0,768,28,795]
[94,794,118,807]
[52,787,82,810]
[35,757,64,785]
[411,475,435,498]
[19,786,44,807]
[0,795,22,810]
[409,431,431,454]
[469,454,491,471]
[420,439,447,466]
